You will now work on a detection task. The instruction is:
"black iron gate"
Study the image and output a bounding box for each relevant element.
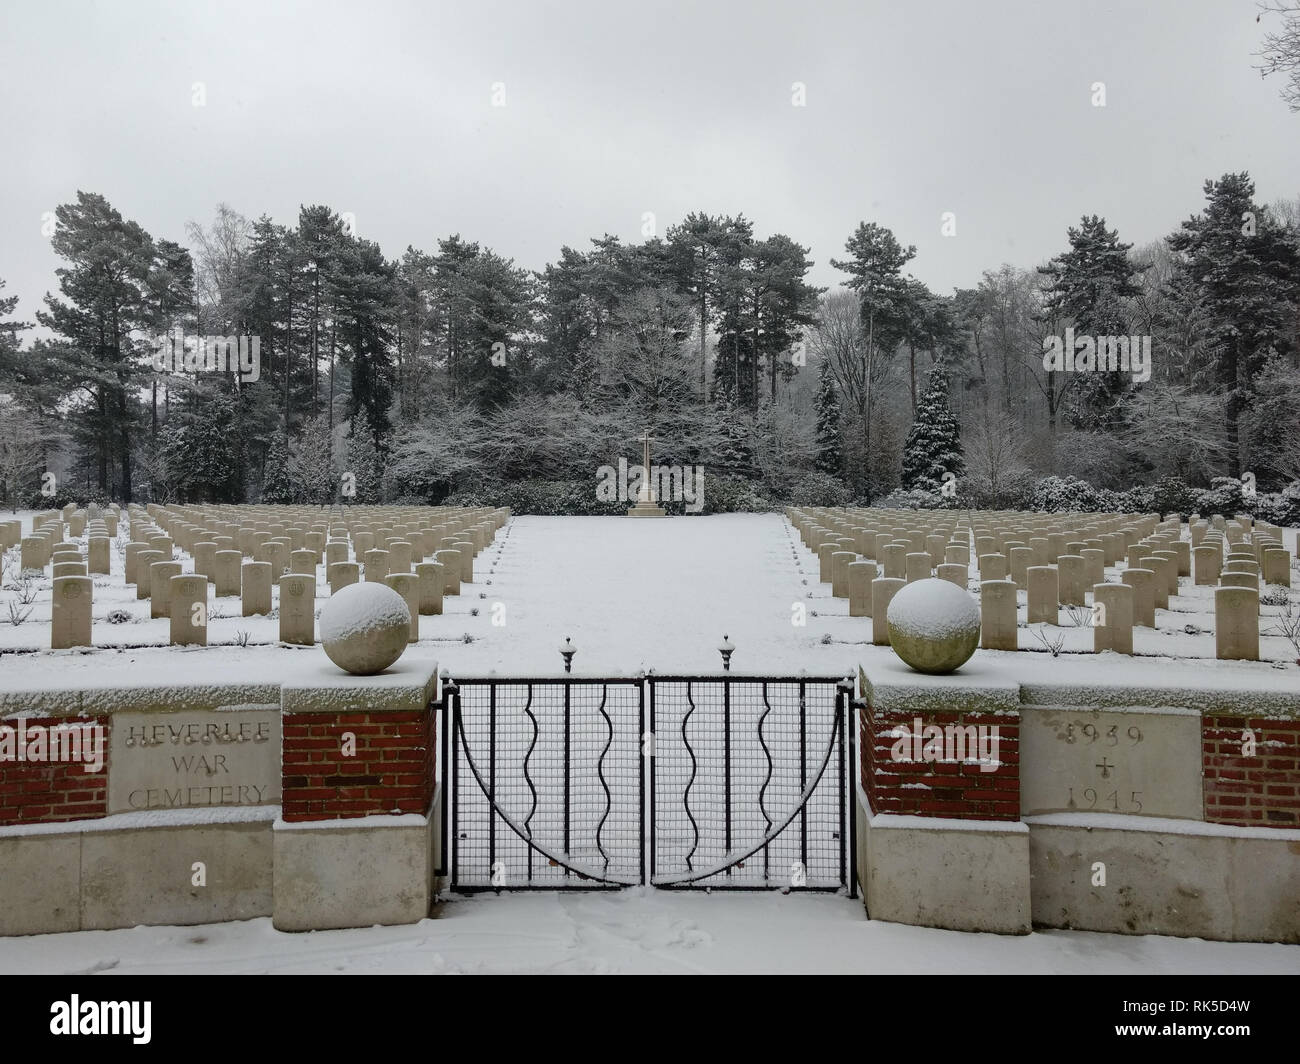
[442,674,855,894]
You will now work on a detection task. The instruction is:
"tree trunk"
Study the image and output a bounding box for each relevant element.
[908,339,917,414]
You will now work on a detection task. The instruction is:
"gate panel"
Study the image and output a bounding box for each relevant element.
[649,677,849,890]
[450,678,644,890]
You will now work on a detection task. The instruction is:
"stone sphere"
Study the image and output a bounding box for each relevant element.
[886,578,980,675]
[319,581,411,675]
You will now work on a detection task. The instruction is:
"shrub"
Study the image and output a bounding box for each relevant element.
[1029,475,1102,513]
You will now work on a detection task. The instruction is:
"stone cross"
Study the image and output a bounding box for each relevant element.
[637,428,656,502]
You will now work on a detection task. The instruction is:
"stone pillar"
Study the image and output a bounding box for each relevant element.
[328,561,360,595]
[1092,583,1134,654]
[279,574,316,645]
[242,561,273,616]
[434,549,461,595]
[1214,588,1259,661]
[979,580,1017,650]
[168,575,208,646]
[363,549,390,584]
[848,561,875,617]
[415,561,445,615]
[149,560,183,618]
[872,577,905,646]
[51,576,92,649]
[1026,566,1058,624]
[385,573,421,643]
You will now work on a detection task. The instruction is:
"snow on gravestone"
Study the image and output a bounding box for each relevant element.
[109,707,281,813]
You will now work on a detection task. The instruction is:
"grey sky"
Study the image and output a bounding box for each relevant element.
[1,0,1296,330]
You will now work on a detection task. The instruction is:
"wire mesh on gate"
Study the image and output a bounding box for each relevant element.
[649,677,848,890]
[451,679,644,890]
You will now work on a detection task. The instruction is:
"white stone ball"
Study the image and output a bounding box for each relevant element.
[319,581,411,676]
[886,577,981,675]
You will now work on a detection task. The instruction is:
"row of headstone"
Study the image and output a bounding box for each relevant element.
[789,505,1293,663]
[19,501,509,652]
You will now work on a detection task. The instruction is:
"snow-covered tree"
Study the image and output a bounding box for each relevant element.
[814,357,842,475]
[260,432,294,503]
[288,413,336,505]
[901,362,964,492]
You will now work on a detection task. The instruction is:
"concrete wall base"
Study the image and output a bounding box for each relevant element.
[1027,816,1300,944]
[855,790,1033,935]
[272,811,435,932]
[0,816,273,935]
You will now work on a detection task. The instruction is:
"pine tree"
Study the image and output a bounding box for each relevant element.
[901,362,965,492]
[1038,215,1145,430]
[1166,173,1300,476]
[815,358,842,475]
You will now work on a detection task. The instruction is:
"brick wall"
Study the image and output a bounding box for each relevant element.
[0,716,109,826]
[1202,715,1300,827]
[860,699,1020,820]
[281,709,436,822]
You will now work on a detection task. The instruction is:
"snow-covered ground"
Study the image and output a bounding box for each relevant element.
[2,891,1296,975]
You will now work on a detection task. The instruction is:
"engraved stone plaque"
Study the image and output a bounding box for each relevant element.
[108,707,281,813]
[1019,707,1202,820]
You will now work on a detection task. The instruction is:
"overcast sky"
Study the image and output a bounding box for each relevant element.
[1,0,1296,330]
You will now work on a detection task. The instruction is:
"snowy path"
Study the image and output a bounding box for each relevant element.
[1,891,1295,975]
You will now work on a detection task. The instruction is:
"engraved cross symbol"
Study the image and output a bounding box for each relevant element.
[1095,757,1115,779]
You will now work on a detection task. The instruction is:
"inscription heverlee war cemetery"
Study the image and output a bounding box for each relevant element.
[108,708,281,813]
